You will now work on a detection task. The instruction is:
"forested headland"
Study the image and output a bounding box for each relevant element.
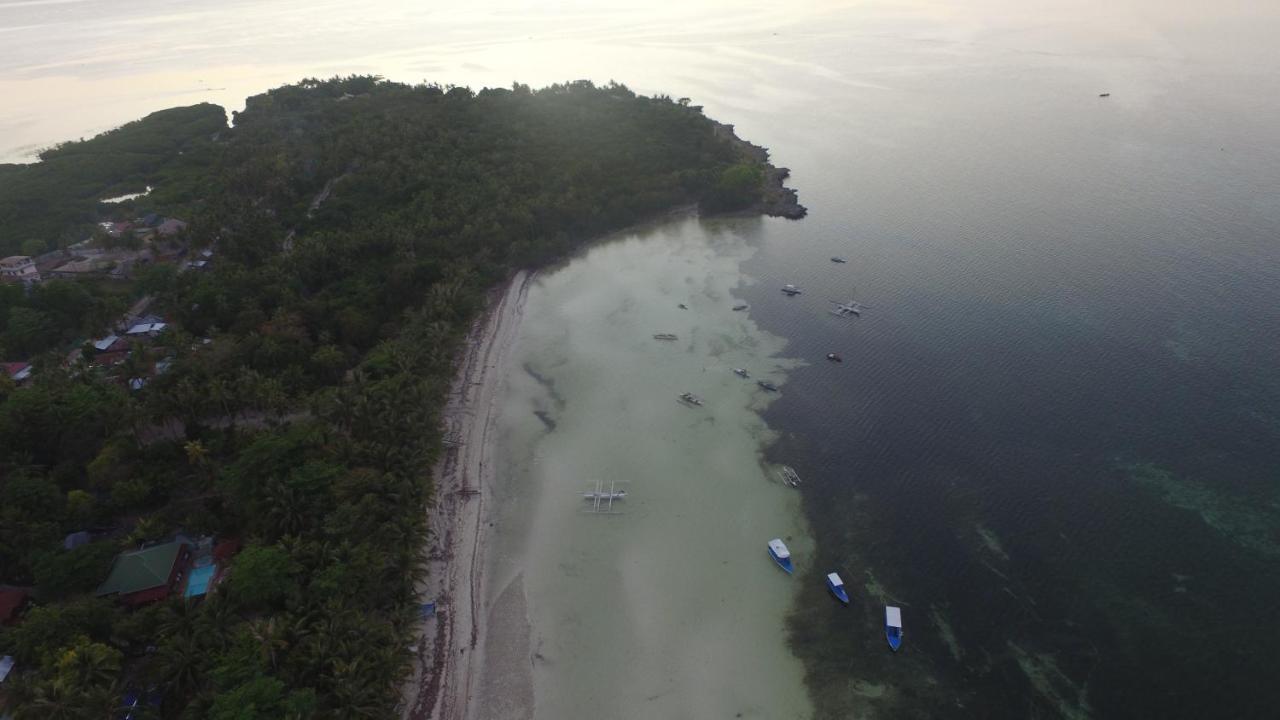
[0,77,801,718]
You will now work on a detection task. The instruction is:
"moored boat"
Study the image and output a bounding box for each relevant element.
[653,333,678,341]
[826,572,850,604]
[678,392,704,406]
[733,368,750,378]
[732,303,749,311]
[757,380,778,392]
[582,489,627,501]
[831,256,848,263]
[781,284,803,296]
[767,538,793,574]
[885,606,903,651]
[778,466,801,487]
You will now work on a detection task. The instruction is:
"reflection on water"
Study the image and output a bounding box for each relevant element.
[6,0,1280,716]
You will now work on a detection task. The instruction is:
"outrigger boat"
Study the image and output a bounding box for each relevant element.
[885,606,903,651]
[831,257,848,264]
[757,380,778,392]
[778,466,801,487]
[653,333,678,341]
[582,479,626,514]
[830,296,869,318]
[767,538,793,574]
[733,368,750,378]
[826,572,850,604]
[781,284,803,296]
[678,392,704,406]
[582,488,627,501]
[732,303,749,311]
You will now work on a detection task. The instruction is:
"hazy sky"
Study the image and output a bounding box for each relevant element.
[1,0,1276,162]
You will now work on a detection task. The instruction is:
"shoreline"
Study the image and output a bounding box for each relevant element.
[401,270,534,720]
[710,120,808,219]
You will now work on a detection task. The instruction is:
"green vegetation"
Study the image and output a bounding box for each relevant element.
[0,76,780,717]
[0,104,225,253]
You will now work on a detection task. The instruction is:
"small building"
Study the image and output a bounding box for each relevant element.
[2,362,31,384]
[125,322,167,337]
[95,541,191,606]
[92,334,125,353]
[63,531,92,550]
[50,257,113,279]
[156,218,188,237]
[0,256,40,284]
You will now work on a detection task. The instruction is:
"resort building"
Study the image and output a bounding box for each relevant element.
[0,256,40,284]
[95,541,191,606]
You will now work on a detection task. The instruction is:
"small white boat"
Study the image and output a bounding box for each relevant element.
[781,284,803,296]
[826,572,849,604]
[886,606,903,651]
[767,538,793,574]
[678,392,704,406]
[733,368,750,378]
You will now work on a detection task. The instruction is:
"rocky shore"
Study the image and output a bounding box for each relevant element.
[711,120,808,219]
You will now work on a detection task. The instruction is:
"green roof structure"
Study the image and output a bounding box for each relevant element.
[95,541,186,597]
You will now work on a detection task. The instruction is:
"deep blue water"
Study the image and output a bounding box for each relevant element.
[722,46,1280,717]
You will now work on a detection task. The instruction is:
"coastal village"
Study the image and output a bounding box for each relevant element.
[0,208,241,714]
[1,212,211,388]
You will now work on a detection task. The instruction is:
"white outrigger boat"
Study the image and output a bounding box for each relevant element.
[678,392,704,406]
[733,368,750,378]
[583,479,626,514]
[778,466,801,488]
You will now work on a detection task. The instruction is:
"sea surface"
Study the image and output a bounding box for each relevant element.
[4,1,1280,717]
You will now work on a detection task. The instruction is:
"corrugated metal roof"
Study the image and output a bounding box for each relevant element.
[93,335,119,351]
[95,541,185,597]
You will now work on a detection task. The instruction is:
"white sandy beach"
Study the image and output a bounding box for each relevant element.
[401,270,533,720]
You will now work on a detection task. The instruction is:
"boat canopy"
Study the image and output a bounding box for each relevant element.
[827,572,843,586]
[885,606,902,628]
[768,539,790,559]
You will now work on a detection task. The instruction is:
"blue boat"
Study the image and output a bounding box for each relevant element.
[885,606,903,651]
[767,538,793,574]
[826,572,849,605]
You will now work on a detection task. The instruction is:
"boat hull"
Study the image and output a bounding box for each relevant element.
[827,581,849,605]
[768,548,793,574]
[886,627,902,652]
